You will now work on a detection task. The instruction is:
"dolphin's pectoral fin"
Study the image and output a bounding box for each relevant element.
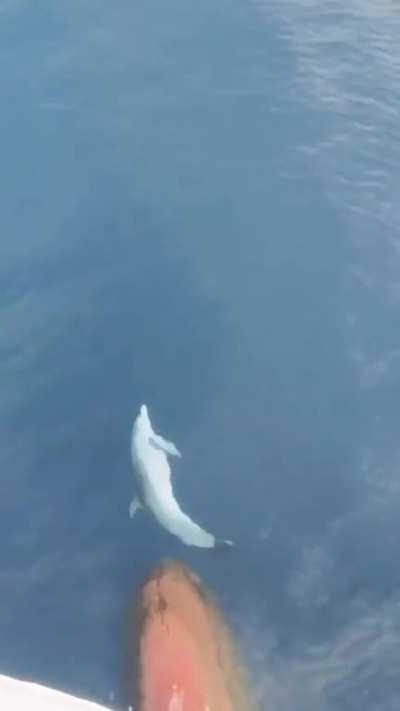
[129,497,142,519]
[149,434,182,459]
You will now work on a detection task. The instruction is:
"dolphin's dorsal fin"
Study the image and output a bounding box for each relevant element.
[149,434,182,458]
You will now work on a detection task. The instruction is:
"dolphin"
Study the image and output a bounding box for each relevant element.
[129,404,234,549]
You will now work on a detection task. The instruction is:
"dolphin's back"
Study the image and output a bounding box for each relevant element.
[150,490,216,547]
[133,441,216,548]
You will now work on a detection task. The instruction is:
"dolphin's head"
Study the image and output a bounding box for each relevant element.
[139,403,148,417]
[133,404,152,439]
[139,404,151,426]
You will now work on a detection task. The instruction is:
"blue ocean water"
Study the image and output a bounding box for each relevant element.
[1,1,399,709]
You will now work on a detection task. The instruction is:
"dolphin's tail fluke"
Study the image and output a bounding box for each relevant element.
[214,539,235,551]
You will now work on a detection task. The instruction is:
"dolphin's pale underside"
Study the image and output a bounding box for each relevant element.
[129,404,233,549]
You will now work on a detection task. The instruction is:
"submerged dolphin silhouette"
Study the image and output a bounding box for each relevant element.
[129,404,234,549]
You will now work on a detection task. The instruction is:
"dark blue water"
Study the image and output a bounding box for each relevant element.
[1,1,399,709]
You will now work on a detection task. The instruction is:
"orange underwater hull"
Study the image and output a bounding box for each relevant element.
[130,561,255,711]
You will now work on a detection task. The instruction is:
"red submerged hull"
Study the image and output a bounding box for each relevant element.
[130,561,255,711]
